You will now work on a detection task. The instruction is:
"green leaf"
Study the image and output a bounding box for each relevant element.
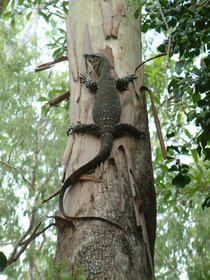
[186,110,196,122]
[167,145,180,153]
[183,128,192,139]
[192,93,201,104]
[58,28,66,34]
[2,11,12,20]
[202,197,210,209]
[163,190,172,201]
[181,146,189,155]
[166,132,175,139]
[197,132,208,148]
[175,60,185,75]
[37,96,48,102]
[142,22,150,33]
[41,104,51,116]
[0,252,7,272]
[26,12,32,21]
[2,0,7,9]
[53,48,65,59]
[172,173,191,188]
[38,10,51,22]
[181,163,189,173]
[157,43,167,53]
[62,1,69,14]
[199,79,210,93]
[134,7,140,19]
[203,148,210,161]
[168,165,179,171]
[191,149,198,163]
[11,17,16,29]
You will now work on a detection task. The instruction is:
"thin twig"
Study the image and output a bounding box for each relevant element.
[157,0,171,56]
[8,191,41,262]
[7,219,55,265]
[134,53,167,74]
[42,188,61,204]
[34,56,68,72]
[18,223,56,245]
[7,220,43,265]
[0,160,33,187]
[141,86,167,159]
[40,163,60,189]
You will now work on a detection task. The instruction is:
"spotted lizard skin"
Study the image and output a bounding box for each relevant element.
[59,53,143,224]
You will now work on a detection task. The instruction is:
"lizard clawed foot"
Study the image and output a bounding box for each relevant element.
[80,73,98,92]
[80,73,90,84]
[67,122,81,136]
[116,73,138,91]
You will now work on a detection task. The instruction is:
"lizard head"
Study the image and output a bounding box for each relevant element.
[83,53,109,74]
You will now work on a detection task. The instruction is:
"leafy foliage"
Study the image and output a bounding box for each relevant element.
[0,15,68,278]
[2,0,68,24]
[155,196,210,280]
[141,1,210,278]
[141,0,210,192]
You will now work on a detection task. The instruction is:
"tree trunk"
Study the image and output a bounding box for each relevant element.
[55,1,156,279]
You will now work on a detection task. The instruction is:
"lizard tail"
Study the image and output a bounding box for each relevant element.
[59,133,113,218]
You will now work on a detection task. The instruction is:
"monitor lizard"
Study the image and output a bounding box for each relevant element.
[59,53,144,228]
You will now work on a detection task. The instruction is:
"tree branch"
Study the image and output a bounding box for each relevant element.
[140,86,167,159]
[34,56,68,72]
[42,188,61,204]
[45,90,70,107]
[157,0,171,56]
[7,219,56,265]
[0,160,33,187]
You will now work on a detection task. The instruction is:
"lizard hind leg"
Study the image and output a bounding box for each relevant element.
[67,123,100,136]
[114,123,146,139]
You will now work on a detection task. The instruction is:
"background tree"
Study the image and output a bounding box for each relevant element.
[0,5,69,278]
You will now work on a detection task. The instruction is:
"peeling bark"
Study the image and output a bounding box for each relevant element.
[99,0,113,38]
[55,1,156,279]
[112,4,126,38]
[99,0,125,39]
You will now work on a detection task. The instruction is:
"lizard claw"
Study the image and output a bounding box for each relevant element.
[79,73,87,84]
[80,73,92,83]
[67,122,81,136]
[67,125,74,136]
[127,73,138,81]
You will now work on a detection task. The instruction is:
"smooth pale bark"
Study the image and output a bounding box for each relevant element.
[55,1,156,279]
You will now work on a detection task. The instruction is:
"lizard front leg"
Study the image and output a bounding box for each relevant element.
[116,74,137,91]
[114,123,145,139]
[80,73,98,92]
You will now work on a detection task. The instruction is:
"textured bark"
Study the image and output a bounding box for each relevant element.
[55,0,156,279]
